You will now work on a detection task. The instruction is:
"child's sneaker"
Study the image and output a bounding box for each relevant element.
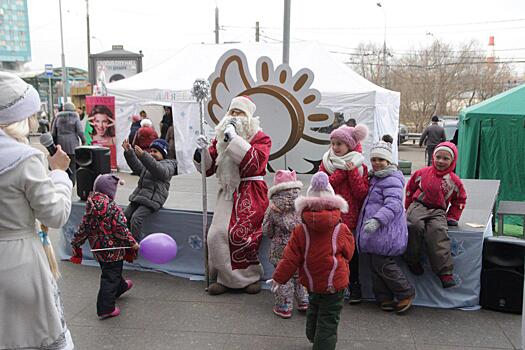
[395,296,414,314]
[121,279,133,296]
[296,302,309,312]
[98,306,120,320]
[380,300,396,312]
[348,283,362,304]
[439,274,456,288]
[273,305,292,319]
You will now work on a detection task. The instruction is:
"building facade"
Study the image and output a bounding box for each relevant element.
[0,0,31,71]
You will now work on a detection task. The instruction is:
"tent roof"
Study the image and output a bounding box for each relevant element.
[460,84,525,117]
[107,41,395,96]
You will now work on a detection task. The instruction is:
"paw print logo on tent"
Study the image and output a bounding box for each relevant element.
[207,49,335,173]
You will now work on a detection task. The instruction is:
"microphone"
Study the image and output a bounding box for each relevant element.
[224,121,237,142]
[39,133,74,178]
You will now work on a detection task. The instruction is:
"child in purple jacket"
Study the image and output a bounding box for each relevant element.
[356,136,415,314]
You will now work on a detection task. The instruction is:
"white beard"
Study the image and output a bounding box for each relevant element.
[214,114,261,200]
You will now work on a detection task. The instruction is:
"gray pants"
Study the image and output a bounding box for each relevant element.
[426,145,436,166]
[367,254,414,302]
[405,202,453,276]
[124,202,154,241]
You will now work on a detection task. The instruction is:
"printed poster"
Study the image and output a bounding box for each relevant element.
[85,96,117,169]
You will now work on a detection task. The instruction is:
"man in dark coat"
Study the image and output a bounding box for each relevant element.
[420,115,446,166]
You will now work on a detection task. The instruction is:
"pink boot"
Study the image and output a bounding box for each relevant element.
[98,306,120,320]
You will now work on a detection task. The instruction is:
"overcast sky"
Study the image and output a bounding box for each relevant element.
[27,0,525,73]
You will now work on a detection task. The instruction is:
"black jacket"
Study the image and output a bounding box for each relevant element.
[124,150,177,210]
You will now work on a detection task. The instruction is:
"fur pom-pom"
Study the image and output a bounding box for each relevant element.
[310,172,329,191]
[353,124,369,142]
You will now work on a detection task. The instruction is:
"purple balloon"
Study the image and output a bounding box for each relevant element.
[139,233,178,264]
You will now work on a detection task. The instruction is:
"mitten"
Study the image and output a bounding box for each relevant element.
[447,219,458,226]
[196,135,209,149]
[70,246,82,264]
[364,218,380,233]
[224,124,237,141]
[124,249,137,263]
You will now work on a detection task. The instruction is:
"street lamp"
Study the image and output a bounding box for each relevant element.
[58,0,67,102]
[376,2,387,87]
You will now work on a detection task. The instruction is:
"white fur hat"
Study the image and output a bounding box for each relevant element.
[140,118,153,127]
[229,96,256,118]
[0,71,41,125]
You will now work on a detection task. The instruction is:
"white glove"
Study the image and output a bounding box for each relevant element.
[364,218,380,234]
[224,124,237,142]
[266,279,281,293]
[196,135,209,150]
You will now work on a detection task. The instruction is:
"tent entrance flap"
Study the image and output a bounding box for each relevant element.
[479,117,525,226]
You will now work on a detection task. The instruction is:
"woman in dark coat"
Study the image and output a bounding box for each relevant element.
[52,102,85,184]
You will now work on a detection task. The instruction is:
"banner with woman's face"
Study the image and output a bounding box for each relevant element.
[86,96,117,169]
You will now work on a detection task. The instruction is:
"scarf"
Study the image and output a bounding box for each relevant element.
[322,148,364,176]
[369,164,398,178]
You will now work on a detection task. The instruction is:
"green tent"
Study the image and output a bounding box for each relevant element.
[457,84,525,226]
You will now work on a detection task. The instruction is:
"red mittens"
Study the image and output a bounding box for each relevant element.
[124,249,137,263]
[70,246,83,264]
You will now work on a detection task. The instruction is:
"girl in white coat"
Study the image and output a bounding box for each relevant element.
[0,72,74,350]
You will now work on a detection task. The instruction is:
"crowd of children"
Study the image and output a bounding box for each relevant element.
[69,121,466,350]
[266,124,467,349]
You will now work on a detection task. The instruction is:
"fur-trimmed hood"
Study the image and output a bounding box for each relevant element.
[268,180,303,198]
[295,194,348,214]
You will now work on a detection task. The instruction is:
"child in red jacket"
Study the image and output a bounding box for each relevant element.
[70,174,139,319]
[405,141,467,288]
[271,172,355,350]
[319,124,368,303]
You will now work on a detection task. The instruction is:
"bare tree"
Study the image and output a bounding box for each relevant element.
[349,39,515,132]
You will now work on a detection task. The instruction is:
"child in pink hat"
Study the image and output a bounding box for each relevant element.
[70,174,139,320]
[263,170,308,318]
[319,124,369,304]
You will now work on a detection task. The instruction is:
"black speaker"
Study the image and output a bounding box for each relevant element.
[75,146,111,200]
[480,236,525,314]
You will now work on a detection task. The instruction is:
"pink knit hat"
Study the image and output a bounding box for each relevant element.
[268,170,303,198]
[330,124,369,151]
[306,172,335,198]
[273,170,297,186]
[93,174,124,200]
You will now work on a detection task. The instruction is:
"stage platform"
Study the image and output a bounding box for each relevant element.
[61,172,500,309]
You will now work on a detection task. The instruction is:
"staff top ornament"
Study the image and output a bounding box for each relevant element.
[191,79,211,103]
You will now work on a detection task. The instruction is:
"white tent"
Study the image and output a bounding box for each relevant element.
[107,41,400,173]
